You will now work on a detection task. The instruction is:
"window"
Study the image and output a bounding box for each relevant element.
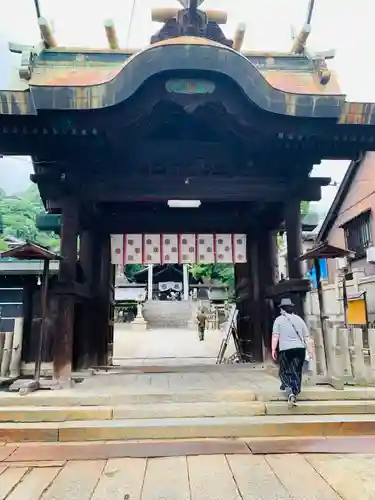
[343,210,372,258]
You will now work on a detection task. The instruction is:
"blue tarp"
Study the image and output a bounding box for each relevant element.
[306,258,328,288]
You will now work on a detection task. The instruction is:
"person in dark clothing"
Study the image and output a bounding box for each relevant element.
[196,308,207,341]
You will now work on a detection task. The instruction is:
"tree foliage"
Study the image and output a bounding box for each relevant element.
[189,263,234,288]
[124,264,145,279]
[0,185,60,251]
[300,200,310,217]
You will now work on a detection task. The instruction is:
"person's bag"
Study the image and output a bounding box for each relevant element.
[284,313,310,363]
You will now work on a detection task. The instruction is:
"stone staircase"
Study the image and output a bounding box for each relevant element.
[143,300,193,328]
[2,385,375,443]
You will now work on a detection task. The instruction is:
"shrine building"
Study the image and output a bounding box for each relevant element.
[1,0,375,383]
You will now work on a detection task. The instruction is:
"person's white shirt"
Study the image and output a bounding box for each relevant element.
[272,311,309,351]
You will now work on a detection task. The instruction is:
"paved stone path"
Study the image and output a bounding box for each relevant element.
[113,326,236,366]
[79,366,275,392]
[0,452,373,499]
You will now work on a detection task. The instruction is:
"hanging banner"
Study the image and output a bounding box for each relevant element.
[110,234,124,265]
[144,234,161,264]
[179,234,196,264]
[124,234,143,264]
[112,234,247,264]
[233,234,247,263]
[161,234,178,264]
[197,234,215,263]
[215,234,233,263]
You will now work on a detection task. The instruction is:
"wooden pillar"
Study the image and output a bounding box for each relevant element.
[147,264,153,300]
[285,199,303,279]
[74,230,95,370]
[97,234,112,366]
[285,199,305,317]
[248,236,263,362]
[183,264,189,300]
[82,231,104,368]
[258,230,277,360]
[20,276,36,364]
[234,262,251,357]
[53,199,78,384]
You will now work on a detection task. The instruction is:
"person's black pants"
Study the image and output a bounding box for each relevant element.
[279,348,306,396]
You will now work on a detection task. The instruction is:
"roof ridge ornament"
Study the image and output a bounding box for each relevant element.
[177,0,204,7]
[291,0,315,55]
[290,0,334,85]
[10,1,56,81]
[150,0,232,46]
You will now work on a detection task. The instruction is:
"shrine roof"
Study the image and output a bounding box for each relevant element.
[27,39,341,98]
[131,264,201,284]
[0,37,355,122]
[0,241,61,261]
[297,242,354,261]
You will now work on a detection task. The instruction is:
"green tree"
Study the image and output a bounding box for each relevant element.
[189,263,235,288]
[124,264,145,279]
[300,200,310,217]
[0,185,60,251]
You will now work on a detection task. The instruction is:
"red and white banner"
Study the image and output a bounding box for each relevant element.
[144,234,161,264]
[124,234,143,264]
[215,233,233,263]
[233,234,247,263]
[197,234,215,264]
[110,234,247,264]
[179,234,196,264]
[162,234,178,264]
[110,234,124,265]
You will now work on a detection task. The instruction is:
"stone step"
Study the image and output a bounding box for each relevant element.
[3,414,375,442]
[0,389,257,407]
[0,401,266,422]
[1,400,374,424]
[257,386,375,402]
[266,400,375,415]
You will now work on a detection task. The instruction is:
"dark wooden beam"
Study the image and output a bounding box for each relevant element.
[79,204,284,233]
[125,141,234,164]
[65,176,326,203]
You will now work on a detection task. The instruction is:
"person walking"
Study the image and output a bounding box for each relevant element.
[271,298,313,407]
[196,307,207,341]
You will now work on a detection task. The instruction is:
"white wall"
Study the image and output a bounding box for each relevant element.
[306,269,375,328]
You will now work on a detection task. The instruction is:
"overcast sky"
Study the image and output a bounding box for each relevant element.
[1,0,375,208]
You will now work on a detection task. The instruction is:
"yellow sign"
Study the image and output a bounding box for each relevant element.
[347,296,367,326]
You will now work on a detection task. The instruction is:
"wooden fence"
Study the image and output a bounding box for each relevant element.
[0,318,23,379]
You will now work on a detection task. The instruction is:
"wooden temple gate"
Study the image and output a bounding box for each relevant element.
[1,0,375,384]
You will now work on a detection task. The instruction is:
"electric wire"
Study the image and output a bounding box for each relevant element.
[0,156,60,165]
